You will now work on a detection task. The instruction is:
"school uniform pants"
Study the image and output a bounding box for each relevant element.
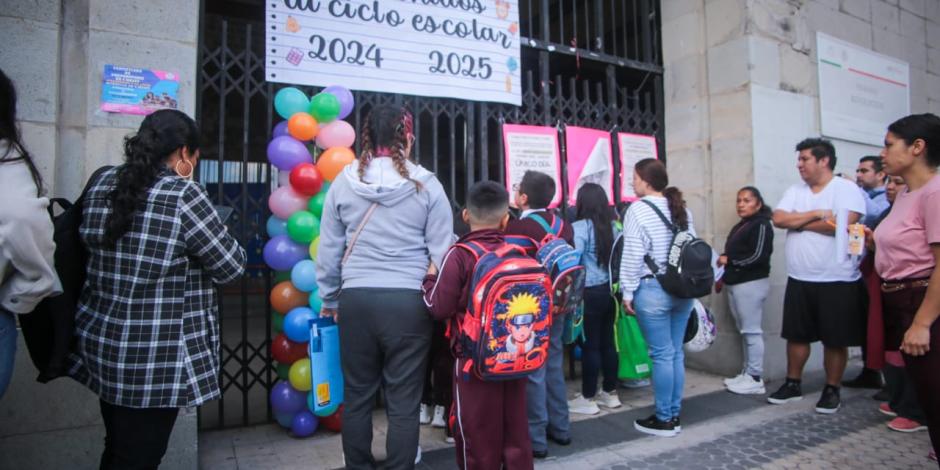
[338,288,432,470]
[98,400,179,470]
[526,312,570,452]
[453,359,533,470]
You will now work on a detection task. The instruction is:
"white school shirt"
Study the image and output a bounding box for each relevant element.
[775,176,866,282]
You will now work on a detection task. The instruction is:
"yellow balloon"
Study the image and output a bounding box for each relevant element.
[309,236,320,259]
[288,358,312,392]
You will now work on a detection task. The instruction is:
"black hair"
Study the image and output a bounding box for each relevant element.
[575,183,614,269]
[634,158,689,230]
[887,113,940,168]
[467,181,509,225]
[738,186,772,218]
[859,155,884,173]
[0,68,44,196]
[795,137,837,171]
[518,170,555,209]
[104,109,200,246]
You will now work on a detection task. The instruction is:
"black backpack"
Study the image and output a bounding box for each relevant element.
[19,166,111,382]
[640,200,714,299]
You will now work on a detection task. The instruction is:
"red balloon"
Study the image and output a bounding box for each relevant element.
[289,163,324,196]
[271,333,308,364]
[319,404,343,432]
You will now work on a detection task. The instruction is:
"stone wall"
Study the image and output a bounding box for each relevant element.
[663,0,940,380]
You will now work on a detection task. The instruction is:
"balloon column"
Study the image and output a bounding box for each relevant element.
[266,85,355,438]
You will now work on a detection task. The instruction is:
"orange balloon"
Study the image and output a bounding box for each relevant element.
[270,280,310,313]
[317,147,356,182]
[288,112,320,141]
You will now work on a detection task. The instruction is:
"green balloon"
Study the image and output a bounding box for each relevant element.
[308,192,327,218]
[272,311,285,332]
[309,93,340,123]
[275,361,290,381]
[273,271,291,284]
[287,211,320,244]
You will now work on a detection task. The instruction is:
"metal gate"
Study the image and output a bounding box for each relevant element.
[197,0,663,429]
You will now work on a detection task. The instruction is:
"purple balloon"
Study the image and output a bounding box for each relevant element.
[291,410,319,437]
[324,85,354,120]
[263,235,309,271]
[273,121,290,138]
[267,136,313,171]
[271,380,307,414]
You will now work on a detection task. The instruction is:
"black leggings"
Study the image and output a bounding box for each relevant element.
[99,400,179,470]
[581,285,618,398]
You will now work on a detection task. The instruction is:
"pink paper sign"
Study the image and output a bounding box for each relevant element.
[502,124,563,208]
[565,126,614,206]
[617,132,658,202]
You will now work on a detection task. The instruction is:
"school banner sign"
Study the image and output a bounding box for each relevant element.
[565,126,614,206]
[502,124,562,208]
[266,0,522,106]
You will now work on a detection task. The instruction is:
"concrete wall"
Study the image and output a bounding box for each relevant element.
[0,1,200,468]
[663,0,940,380]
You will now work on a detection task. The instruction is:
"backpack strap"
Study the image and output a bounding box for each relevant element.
[525,212,557,236]
[505,235,537,250]
[639,199,676,275]
[455,241,488,261]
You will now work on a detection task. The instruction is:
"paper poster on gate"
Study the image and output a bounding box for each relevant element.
[617,133,658,202]
[565,126,614,206]
[502,124,562,209]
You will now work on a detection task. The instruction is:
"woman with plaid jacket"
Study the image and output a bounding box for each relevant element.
[67,110,246,469]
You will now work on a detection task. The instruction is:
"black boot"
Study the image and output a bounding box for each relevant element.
[842,368,884,389]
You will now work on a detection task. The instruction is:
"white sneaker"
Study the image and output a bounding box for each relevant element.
[596,390,622,409]
[415,445,422,464]
[727,375,766,395]
[419,403,431,425]
[723,373,748,387]
[431,405,446,428]
[444,435,455,444]
[567,394,601,415]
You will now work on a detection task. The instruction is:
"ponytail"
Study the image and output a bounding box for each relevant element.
[663,187,688,230]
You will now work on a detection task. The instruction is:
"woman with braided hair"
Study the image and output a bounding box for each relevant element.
[316,105,454,469]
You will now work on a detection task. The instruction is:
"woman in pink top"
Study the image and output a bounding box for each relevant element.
[873,113,940,465]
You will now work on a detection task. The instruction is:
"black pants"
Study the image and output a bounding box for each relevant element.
[339,288,432,470]
[98,400,179,470]
[581,285,618,398]
[884,364,925,423]
[422,321,454,407]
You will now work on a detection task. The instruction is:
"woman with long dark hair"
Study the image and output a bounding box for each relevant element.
[67,109,245,468]
[316,105,453,468]
[0,69,61,398]
[718,186,774,395]
[567,183,622,415]
[872,113,940,463]
[619,158,695,437]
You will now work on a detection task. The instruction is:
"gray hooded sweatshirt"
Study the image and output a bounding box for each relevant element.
[316,157,454,309]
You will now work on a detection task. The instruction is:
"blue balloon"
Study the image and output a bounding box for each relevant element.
[270,380,306,414]
[266,216,288,238]
[263,235,308,272]
[274,87,310,120]
[291,410,318,437]
[274,410,295,428]
[309,295,322,313]
[284,307,316,343]
[273,120,290,138]
[291,260,318,293]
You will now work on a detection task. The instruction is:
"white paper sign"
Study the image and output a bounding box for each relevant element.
[265,0,521,106]
[617,132,658,201]
[502,124,562,208]
[817,32,910,146]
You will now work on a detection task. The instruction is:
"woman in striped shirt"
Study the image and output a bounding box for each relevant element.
[620,158,695,438]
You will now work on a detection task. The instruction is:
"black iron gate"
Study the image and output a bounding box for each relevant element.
[197,0,663,430]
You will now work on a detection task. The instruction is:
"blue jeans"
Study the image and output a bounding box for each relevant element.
[0,309,16,399]
[633,278,693,421]
[527,311,570,451]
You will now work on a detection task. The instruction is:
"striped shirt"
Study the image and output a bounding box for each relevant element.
[619,196,696,301]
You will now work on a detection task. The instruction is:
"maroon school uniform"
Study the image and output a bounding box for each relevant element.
[422,229,534,470]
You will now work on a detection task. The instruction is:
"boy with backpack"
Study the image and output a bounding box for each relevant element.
[423,181,549,470]
[505,171,579,458]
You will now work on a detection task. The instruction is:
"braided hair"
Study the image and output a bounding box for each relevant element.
[104,110,200,246]
[358,106,422,191]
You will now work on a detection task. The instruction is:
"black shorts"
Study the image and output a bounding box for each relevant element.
[782,278,866,348]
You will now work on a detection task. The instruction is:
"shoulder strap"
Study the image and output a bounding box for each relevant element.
[505,235,536,248]
[640,199,677,234]
[526,212,556,236]
[342,202,379,266]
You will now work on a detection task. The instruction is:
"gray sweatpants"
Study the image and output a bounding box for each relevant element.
[726,278,770,377]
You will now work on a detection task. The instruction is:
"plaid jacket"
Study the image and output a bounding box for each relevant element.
[68,167,245,408]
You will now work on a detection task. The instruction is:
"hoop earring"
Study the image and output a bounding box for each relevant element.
[175,159,194,179]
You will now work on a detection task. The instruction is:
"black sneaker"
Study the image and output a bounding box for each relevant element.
[816,385,841,414]
[842,369,883,389]
[671,417,681,432]
[767,380,803,405]
[872,387,890,402]
[634,414,678,437]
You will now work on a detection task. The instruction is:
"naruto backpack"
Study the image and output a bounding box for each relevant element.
[454,241,553,381]
[507,213,586,316]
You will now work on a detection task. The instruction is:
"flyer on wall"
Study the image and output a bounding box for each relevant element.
[502,124,562,208]
[100,65,180,116]
[565,126,614,206]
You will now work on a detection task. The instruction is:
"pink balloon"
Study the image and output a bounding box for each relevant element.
[278,171,291,187]
[269,186,310,219]
[316,120,356,150]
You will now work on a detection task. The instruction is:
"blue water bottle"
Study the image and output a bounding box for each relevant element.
[308,316,343,416]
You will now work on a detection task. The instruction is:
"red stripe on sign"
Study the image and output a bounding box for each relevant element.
[848,67,907,87]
